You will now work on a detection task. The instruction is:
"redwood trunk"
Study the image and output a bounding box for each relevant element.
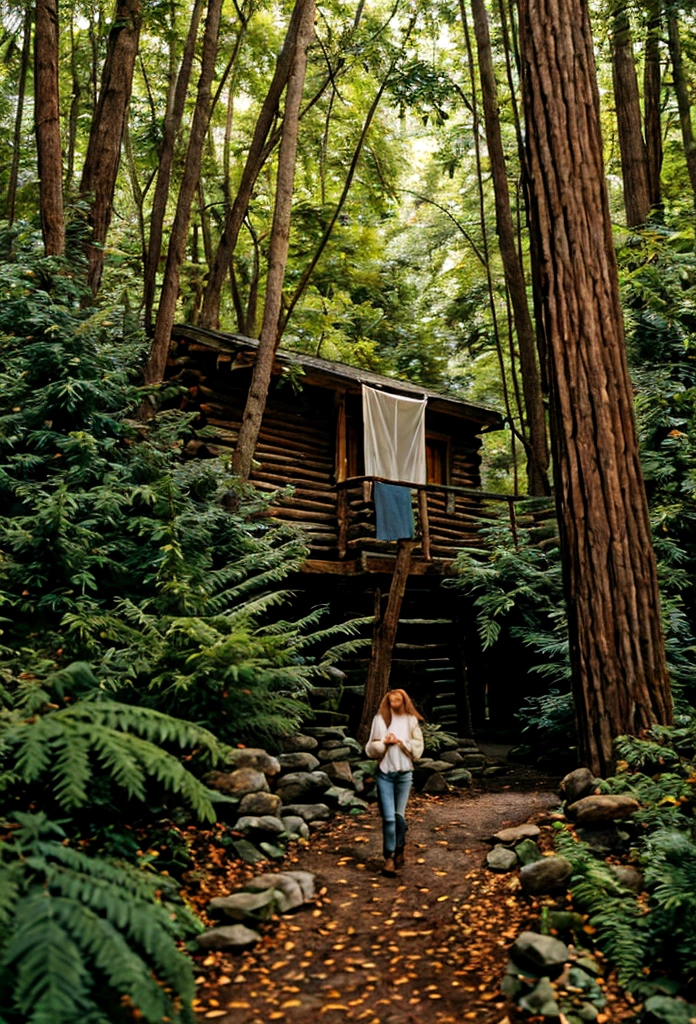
[144,0,224,387]
[232,0,315,480]
[34,0,64,256]
[519,0,671,776]
[610,3,651,226]
[470,0,550,496]
[357,540,414,745]
[667,16,696,202]
[143,0,204,331]
[643,0,662,211]
[199,0,306,330]
[80,0,141,295]
[7,6,32,224]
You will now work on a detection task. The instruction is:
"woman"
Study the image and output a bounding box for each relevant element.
[365,688,424,876]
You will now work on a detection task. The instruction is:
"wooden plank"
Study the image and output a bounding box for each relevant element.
[360,553,448,576]
[418,490,431,561]
[301,559,360,574]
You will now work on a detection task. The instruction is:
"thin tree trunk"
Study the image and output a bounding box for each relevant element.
[470,0,550,496]
[34,0,64,256]
[667,15,696,201]
[357,539,414,745]
[232,0,315,480]
[144,0,224,387]
[143,0,205,331]
[519,0,671,776]
[610,2,651,226]
[7,6,32,224]
[66,12,81,187]
[80,0,141,295]
[200,0,307,330]
[643,0,662,211]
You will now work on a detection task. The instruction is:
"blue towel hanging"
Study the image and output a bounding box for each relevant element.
[374,482,414,541]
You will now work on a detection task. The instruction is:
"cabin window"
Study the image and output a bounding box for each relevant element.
[346,416,365,478]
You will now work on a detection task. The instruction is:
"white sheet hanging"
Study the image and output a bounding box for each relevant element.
[362,385,427,485]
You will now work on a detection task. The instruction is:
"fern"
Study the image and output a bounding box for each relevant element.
[0,813,198,1024]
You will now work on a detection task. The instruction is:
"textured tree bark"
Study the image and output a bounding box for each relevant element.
[7,6,32,224]
[470,0,550,496]
[142,0,204,331]
[80,0,141,295]
[199,0,306,330]
[144,0,224,388]
[357,540,414,745]
[667,16,696,202]
[610,3,651,226]
[232,0,315,480]
[34,0,65,256]
[643,0,662,211]
[519,0,671,776]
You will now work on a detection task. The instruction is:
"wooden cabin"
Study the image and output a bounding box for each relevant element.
[169,324,514,735]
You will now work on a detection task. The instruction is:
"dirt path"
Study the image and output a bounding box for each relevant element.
[192,782,560,1023]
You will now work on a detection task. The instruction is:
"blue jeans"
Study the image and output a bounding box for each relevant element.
[376,769,413,856]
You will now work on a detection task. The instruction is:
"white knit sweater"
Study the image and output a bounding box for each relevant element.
[365,712,424,772]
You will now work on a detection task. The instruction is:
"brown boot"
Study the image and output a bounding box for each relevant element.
[382,855,396,877]
[394,848,405,870]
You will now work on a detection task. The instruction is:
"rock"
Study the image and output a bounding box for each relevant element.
[320,738,349,751]
[324,760,354,785]
[205,767,269,798]
[304,726,347,741]
[226,748,281,777]
[518,977,559,1016]
[244,872,305,911]
[231,839,266,864]
[259,841,286,860]
[234,815,285,836]
[520,856,573,895]
[275,770,331,804]
[439,750,465,765]
[643,995,696,1024]
[608,864,643,892]
[507,743,534,763]
[572,1002,600,1021]
[417,758,457,773]
[280,803,332,823]
[564,966,606,1006]
[318,746,353,762]
[541,909,584,935]
[493,823,541,844]
[284,870,316,901]
[197,924,261,951]
[560,767,597,804]
[278,752,321,772]
[238,791,282,817]
[422,772,449,795]
[566,794,640,825]
[515,838,543,865]
[576,824,629,854]
[511,931,570,976]
[446,768,473,786]
[487,845,518,872]
[574,956,602,977]
[208,890,277,922]
[278,733,319,753]
[353,759,378,775]
[280,814,310,840]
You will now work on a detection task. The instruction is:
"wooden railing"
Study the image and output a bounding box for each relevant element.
[334,476,534,563]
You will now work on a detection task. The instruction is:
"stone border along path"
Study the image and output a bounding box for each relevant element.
[192,785,562,1023]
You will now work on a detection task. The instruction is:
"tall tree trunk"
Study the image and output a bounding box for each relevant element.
[143,0,224,387]
[610,2,651,226]
[142,0,204,331]
[199,0,307,330]
[80,0,141,296]
[519,0,671,776]
[232,0,315,480]
[66,12,81,187]
[7,5,32,224]
[470,0,550,496]
[667,15,696,201]
[34,0,64,256]
[643,0,662,211]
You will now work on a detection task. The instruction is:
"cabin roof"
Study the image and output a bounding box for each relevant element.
[173,324,504,429]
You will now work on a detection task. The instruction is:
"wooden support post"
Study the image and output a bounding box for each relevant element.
[337,488,349,559]
[418,489,431,561]
[357,538,414,743]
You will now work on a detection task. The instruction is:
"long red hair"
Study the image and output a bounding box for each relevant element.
[378,689,423,728]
